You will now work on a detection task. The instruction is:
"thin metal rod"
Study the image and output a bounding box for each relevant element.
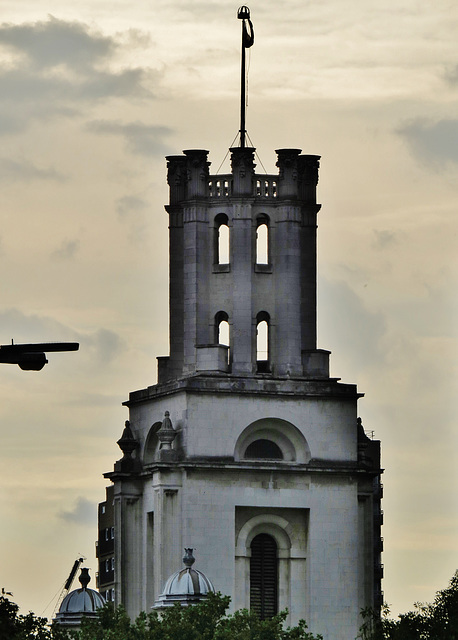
[240,26,246,148]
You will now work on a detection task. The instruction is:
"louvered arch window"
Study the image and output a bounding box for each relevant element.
[250,533,278,619]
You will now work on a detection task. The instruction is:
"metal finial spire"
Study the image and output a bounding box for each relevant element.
[237,6,254,148]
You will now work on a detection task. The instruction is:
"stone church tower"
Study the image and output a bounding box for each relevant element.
[98,143,383,639]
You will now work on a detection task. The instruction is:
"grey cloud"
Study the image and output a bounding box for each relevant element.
[392,281,457,339]
[0,15,114,70]
[0,157,66,183]
[397,119,458,167]
[116,195,150,245]
[51,239,80,261]
[0,17,157,135]
[58,497,95,526]
[319,278,387,369]
[87,120,172,156]
[0,66,151,105]
[0,309,78,343]
[444,65,458,85]
[85,328,124,364]
[372,229,398,251]
[0,309,125,364]
[77,68,151,100]
[116,195,148,218]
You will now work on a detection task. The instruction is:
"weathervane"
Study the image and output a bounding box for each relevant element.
[237,6,254,148]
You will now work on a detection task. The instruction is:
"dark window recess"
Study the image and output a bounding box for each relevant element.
[98,530,114,555]
[244,439,283,460]
[250,533,278,619]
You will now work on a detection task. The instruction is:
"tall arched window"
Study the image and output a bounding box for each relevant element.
[250,533,278,619]
[214,213,229,265]
[256,216,269,265]
[256,311,270,373]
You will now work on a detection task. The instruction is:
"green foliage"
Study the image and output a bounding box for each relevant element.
[5,573,458,640]
[358,570,458,640]
[0,591,54,640]
[77,592,323,640]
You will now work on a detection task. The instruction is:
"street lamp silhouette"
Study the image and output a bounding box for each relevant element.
[0,341,79,370]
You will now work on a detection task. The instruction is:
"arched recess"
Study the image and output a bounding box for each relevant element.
[234,418,311,463]
[143,421,162,464]
[234,513,306,621]
[214,213,229,265]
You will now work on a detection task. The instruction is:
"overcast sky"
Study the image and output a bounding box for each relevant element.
[0,0,456,622]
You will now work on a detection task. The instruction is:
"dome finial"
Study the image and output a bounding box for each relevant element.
[79,567,91,590]
[183,548,195,568]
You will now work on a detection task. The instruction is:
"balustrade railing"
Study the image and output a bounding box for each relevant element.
[208,175,278,199]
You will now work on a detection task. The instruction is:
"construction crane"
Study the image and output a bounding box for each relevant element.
[52,556,85,617]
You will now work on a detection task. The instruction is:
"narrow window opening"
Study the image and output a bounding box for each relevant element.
[218,224,229,263]
[250,533,278,619]
[256,223,268,264]
[256,311,270,373]
[218,320,229,347]
[215,311,230,365]
[256,321,269,373]
[214,213,230,265]
[257,321,268,360]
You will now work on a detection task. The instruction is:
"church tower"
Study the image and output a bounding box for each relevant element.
[99,9,382,640]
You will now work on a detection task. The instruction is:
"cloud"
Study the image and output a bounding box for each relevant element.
[87,120,173,156]
[319,278,387,371]
[0,157,66,183]
[0,15,114,70]
[116,195,150,244]
[0,16,157,136]
[0,308,77,343]
[51,239,80,261]
[372,229,399,251]
[0,309,124,365]
[396,118,458,167]
[116,195,148,218]
[444,64,458,85]
[85,328,124,365]
[57,496,95,526]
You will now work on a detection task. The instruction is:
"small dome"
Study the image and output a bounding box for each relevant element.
[163,566,214,597]
[153,549,214,609]
[59,586,106,613]
[54,568,105,627]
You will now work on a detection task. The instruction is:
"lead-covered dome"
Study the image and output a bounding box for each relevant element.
[153,549,214,609]
[54,568,106,627]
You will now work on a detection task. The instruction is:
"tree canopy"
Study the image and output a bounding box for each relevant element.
[358,570,458,640]
[0,592,322,640]
[2,572,458,640]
